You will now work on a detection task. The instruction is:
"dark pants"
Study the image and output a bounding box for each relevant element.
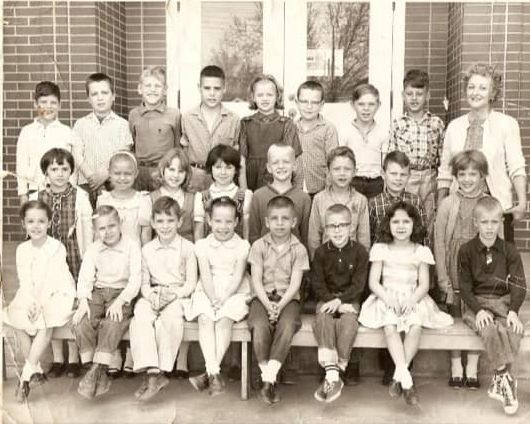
[503,213,515,243]
[247,299,301,364]
[135,165,159,191]
[73,287,133,366]
[352,176,384,199]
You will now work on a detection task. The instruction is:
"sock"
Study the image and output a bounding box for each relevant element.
[324,365,340,383]
[267,360,281,383]
[147,367,159,375]
[34,362,44,374]
[397,366,413,390]
[451,356,463,378]
[205,360,220,376]
[259,362,271,383]
[466,353,479,379]
[21,361,34,382]
[67,341,79,364]
[124,347,134,370]
[337,359,348,372]
[51,340,65,363]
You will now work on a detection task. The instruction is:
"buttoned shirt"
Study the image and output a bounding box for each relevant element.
[73,111,133,184]
[16,119,79,195]
[140,235,196,298]
[248,233,309,299]
[180,105,240,164]
[438,111,526,210]
[338,119,389,178]
[295,115,338,194]
[77,236,142,304]
[458,236,527,314]
[389,111,445,170]
[128,102,181,163]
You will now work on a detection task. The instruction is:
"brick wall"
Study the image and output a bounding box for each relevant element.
[446,3,465,120]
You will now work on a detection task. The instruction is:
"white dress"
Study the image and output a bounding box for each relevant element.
[4,237,76,335]
[188,234,250,322]
[359,243,453,333]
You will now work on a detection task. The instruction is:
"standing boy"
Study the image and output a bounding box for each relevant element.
[459,197,527,416]
[247,196,309,404]
[129,66,181,191]
[388,69,445,234]
[312,204,368,402]
[294,81,338,196]
[249,144,311,247]
[16,81,79,205]
[180,65,241,193]
[73,73,133,207]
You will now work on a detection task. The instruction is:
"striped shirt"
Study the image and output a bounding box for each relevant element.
[73,111,133,184]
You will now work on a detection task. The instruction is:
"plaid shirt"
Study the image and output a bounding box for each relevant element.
[368,189,427,245]
[389,111,444,170]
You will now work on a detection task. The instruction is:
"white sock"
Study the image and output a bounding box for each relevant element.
[337,359,348,371]
[324,364,340,383]
[267,360,281,383]
[51,340,64,363]
[67,341,79,363]
[21,361,34,382]
[259,362,271,383]
[451,356,463,378]
[205,360,220,376]
[466,353,479,379]
[400,367,413,390]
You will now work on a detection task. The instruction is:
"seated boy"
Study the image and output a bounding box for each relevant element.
[73,205,141,399]
[388,69,445,237]
[312,204,368,403]
[249,143,311,247]
[73,73,133,207]
[180,65,241,193]
[458,197,527,416]
[247,196,309,404]
[129,196,197,401]
[129,66,181,191]
[16,81,79,205]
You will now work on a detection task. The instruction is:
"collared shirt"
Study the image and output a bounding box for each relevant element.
[368,188,427,244]
[249,184,312,246]
[140,235,197,298]
[77,236,142,304]
[438,110,526,210]
[338,119,389,178]
[194,183,252,223]
[458,236,527,314]
[295,115,338,194]
[307,187,370,258]
[128,102,181,163]
[311,240,369,305]
[73,111,133,184]
[389,111,445,170]
[248,233,309,299]
[180,105,240,164]
[16,119,79,195]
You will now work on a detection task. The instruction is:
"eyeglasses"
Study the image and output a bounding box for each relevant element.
[297,100,322,106]
[325,222,351,231]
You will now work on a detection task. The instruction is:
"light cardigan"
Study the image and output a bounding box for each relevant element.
[437,110,526,210]
[30,186,94,256]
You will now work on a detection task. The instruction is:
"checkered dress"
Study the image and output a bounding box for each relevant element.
[39,184,82,280]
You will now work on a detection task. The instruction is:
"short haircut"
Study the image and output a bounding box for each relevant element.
[20,199,52,221]
[209,196,239,220]
[139,66,166,86]
[325,203,352,222]
[450,150,489,177]
[463,63,502,103]
[152,195,181,219]
[378,201,425,244]
[205,144,241,180]
[351,83,379,103]
[200,65,225,83]
[297,80,324,101]
[403,69,429,90]
[154,148,191,190]
[92,204,120,225]
[267,195,295,214]
[473,196,503,219]
[249,74,283,110]
[327,146,356,169]
[383,150,410,171]
[35,81,60,102]
[40,148,75,175]
[267,143,295,162]
[108,150,138,170]
[85,72,113,95]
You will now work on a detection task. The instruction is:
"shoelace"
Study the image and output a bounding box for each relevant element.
[323,380,334,394]
[501,376,515,404]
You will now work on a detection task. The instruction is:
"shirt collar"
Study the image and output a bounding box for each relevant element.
[266,184,295,196]
[472,235,504,253]
[295,115,325,131]
[352,119,376,133]
[210,183,237,195]
[192,104,231,118]
[207,232,241,248]
[138,101,167,115]
[89,110,117,124]
[262,232,300,250]
[325,239,353,252]
[33,118,61,128]
[96,235,128,253]
[403,110,431,122]
[255,111,279,122]
[152,235,181,250]
[383,187,404,202]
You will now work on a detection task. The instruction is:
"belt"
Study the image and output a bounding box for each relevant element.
[190,162,206,170]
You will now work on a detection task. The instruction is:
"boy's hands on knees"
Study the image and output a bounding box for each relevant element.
[268,302,280,323]
[338,303,357,314]
[507,311,524,334]
[320,298,341,314]
[475,309,494,330]
[107,298,125,322]
[73,298,90,326]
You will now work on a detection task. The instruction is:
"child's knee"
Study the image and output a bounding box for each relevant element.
[198,315,213,327]
[383,325,398,336]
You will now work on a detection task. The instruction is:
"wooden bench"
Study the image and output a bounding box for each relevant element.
[46,315,529,401]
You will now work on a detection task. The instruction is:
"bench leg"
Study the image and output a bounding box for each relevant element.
[2,337,6,381]
[241,341,249,400]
